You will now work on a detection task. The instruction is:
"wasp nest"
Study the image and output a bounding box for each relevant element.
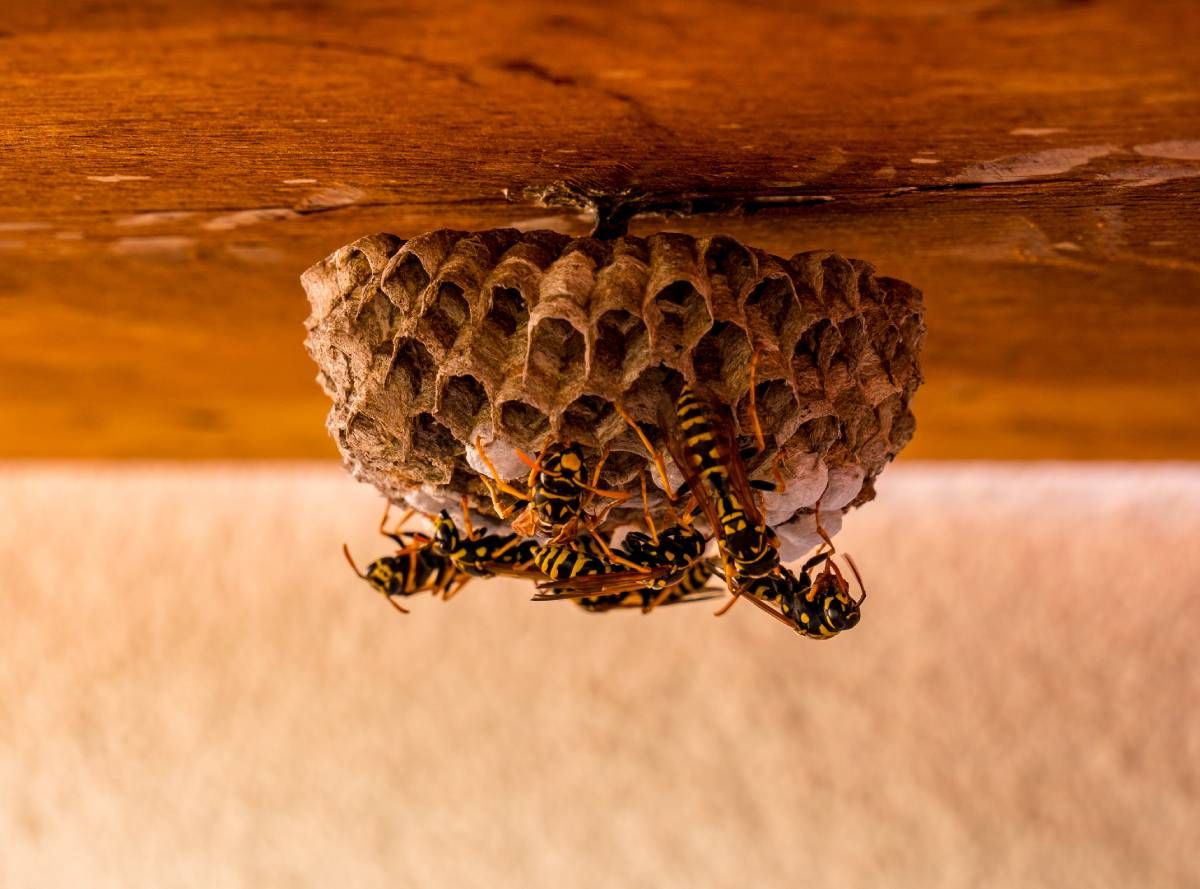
[302,228,924,558]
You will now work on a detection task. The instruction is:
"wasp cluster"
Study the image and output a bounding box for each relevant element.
[341,386,870,637]
[303,228,924,562]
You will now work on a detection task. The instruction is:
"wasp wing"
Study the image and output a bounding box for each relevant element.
[532,564,676,599]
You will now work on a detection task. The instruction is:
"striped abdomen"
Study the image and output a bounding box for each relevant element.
[433,511,538,576]
[365,549,459,598]
[675,385,730,491]
[530,442,587,536]
[674,387,778,578]
[533,542,611,580]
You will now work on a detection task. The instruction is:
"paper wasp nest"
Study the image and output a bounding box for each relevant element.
[303,228,924,557]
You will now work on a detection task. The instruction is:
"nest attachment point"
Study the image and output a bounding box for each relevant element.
[302,228,924,559]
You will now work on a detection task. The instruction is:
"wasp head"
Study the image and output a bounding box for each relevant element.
[785,559,865,639]
[659,524,708,562]
[362,557,402,596]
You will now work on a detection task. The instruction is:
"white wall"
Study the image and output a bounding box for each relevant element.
[1,464,1197,888]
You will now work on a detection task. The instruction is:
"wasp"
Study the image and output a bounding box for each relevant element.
[531,521,718,613]
[737,547,868,639]
[566,559,721,612]
[344,500,542,613]
[342,509,471,614]
[475,436,629,543]
[649,373,870,638]
[662,384,781,580]
[429,501,541,577]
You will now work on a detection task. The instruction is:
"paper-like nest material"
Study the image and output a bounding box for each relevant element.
[302,228,924,552]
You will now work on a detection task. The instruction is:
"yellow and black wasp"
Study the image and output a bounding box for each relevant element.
[662,383,781,580]
[428,500,541,577]
[655,379,869,638]
[531,520,720,613]
[475,436,629,544]
[342,508,471,614]
[344,500,541,613]
[734,545,868,639]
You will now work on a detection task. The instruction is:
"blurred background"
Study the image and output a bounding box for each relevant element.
[2,1,1198,886]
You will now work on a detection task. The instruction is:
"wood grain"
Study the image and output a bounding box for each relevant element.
[2,0,1198,459]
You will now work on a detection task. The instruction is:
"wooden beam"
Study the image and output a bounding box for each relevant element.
[2,0,1198,458]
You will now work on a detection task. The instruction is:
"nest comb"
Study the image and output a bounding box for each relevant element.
[302,228,924,558]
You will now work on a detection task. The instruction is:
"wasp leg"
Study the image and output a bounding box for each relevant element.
[613,400,675,500]
[460,495,476,538]
[588,529,654,574]
[800,549,832,575]
[441,575,472,602]
[746,346,766,455]
[844,553,868,606]
[342,543,368,579]
[475,436,531,516]
[637,467,659,544]
[711,553,742,617]
[379,504,417,538]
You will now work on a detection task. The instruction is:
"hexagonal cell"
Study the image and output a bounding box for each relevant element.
[792,319,838,398]
[736,377,800,446]
[380,251,432,317]
[693,321,752,401]
[411,411,459,461]
[438,374,488,436]
[415,282,469,355]
[592,308,650,385]
[357,287,397,337]
[482,286,529,339]
[592,448,646,489]
[560,393,621,447]
[818,254,860,317]
[704,235,756,285]
[744,275,800,341]
[496,399,550,450]
[835,316,869,368]
[621,364,685,420]
[792,415,840,457]
[387,337,436,401]
[525,317,585,402]
[650,280,710,356]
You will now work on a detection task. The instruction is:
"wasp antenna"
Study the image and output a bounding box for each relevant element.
[342,543,368,579]
[747,346,766,455]
[844,553,868,605]
[385,596,411,615]
[475,435,531,505]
